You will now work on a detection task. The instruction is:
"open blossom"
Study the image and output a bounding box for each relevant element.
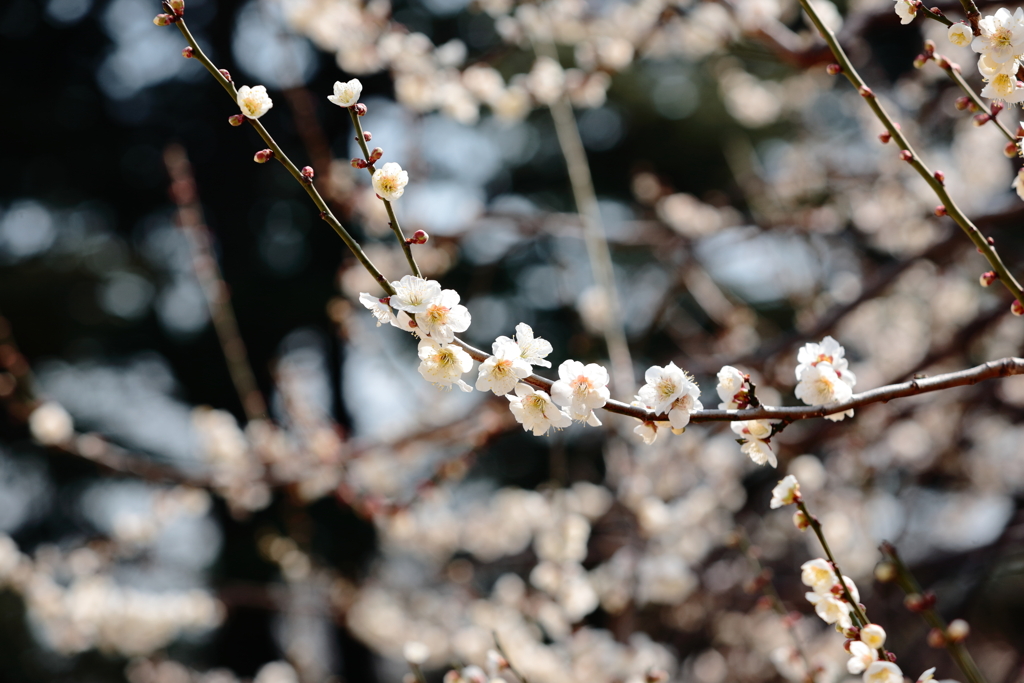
[667,391,702,430]
[980,70,1024,103]
[847,641,878,674]
[917,668,936,683]
[417,338,473,392]
[716,365,747,408]
[638,362,699,414]
[507,383,572,436]
[415,289,471,344]
[972,8,1024,64]
[805,591,853,629]
[801,558,837,594]
[861,624,886,649]
[237,85,273,119]
[864,662,903,683]
[551,360,610,425]
[476,338,532,395]
[770,475,800,508]
[372,162,409,201]
[328,79,362,107]
[634,420,658,444]
[795,336,855,386]
[1013,168,1024,201]
[731,419,777,467]
[496,323,552,368]
[389,275,441,314]
[893,0,916,25]
[359,292,394,327]
[948,22,972,47]
[795,363,854,420]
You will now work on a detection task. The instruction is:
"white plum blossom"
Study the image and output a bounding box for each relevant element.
[638,362,699,414]
[980,71,1024,104]
[795,363,854,421]
[847,641,878,675]
[917,668,936,683]
[372,162,409,201]
[972,8,1024,64]
[237,85,273,119]
[634,420,658,444]
[550,360,610,425]
[716,365,747,408]
[948,22,972,47]
[800,558,837,594]
[358,292,394,327]
[328,79,363,107]
[496,323,552,368]
[770,475,800,508]
[864,662,904,683]
[731,419,777,467]
[861,624,886,649]
[507,383,572,436]
[894,0,916,25]
[389,276,441,314]
[795,336,855,386]
[805,591,853,629]
[414,289,471,344]
[417,338,473,392]
[476,338,532,395]
[667,391,702,430]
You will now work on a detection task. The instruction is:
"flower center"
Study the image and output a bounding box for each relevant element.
[492,359,512,377]
[425,304,450,325]
[525,395,546,411]
[656,378,677,398]
[573,375,594,398]
[437,349,456,368]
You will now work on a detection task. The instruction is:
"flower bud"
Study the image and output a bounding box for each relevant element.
[991,101,1004,115]
[363,131,372,142]
[793,509,810,531]
[899,149,913,161]
[168,0,184,13]
[228,114,246,127]
[933,170,945,183]
[913,54,929,69]
[153,13,174,25]
[923,39,935,55]
[886,652,898,663]
[301,166,314,181]
[354,103,368,116]
[253,148,274,164]
[350,158,368,169]
[968,100,981,112]
[1012,300,1024,317]
[369,147,384,163]
[879,131,891,144]
[927,628,946,648]
[874,562,896,583]
[407,230,429,245]
[980,271,998,287]
[947,619,970,642]
[904,593,926,612]
[974,113,991,126]
[859,86,874,98]
[954,96,970,111]
[219,68,232,82]
[934,205,947,216]
[826,63,842,75]
[182,46,193,59]
[936,57,952,70]
[1004,142,1019,158]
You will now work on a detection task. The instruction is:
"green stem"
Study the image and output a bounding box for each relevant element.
[880,544,989,683]
[347,107,422,279]
[798,0,1024,309]
[173,17,395,296]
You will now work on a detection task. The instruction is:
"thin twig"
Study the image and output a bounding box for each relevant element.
[934,58,1016,144]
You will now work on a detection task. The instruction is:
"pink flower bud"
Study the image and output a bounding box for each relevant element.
[947,619,970,642]
[927,628,946,648]
[792,509,810,531]
[167,0,184,13]
[152,13,174,25]
[879,131,891,144]
[253,148,274,164]
[182,46,193,59]
[933,170,945,183]
[904,593,926,612]
[991,101,1005,115]
[923,39,935,54]
[407,230,429,245]
[219,69,232,82]
[1004,143,1020,159]
[980,271,998,287]
[350,158,368,169]
[353,103,367,116]
[974,113,991,126]
[826,63,842,75]
[886,652,898,663]
[369,147,383,162]
[934,205,947,216]
[954,96,970,111]
[913,54,929,69]
[1013,300,1024,316]
[859,86,873,98]
[968,100,980,112]
[936,57,951,70]
[363,131,372,142]
[899,149,913,161]
[301,166,314,181]
[228,114,245,127]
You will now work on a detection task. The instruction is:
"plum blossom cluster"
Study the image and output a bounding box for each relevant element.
[938,7,1024,107]
[795,335,857,421]
[630,362,702,444]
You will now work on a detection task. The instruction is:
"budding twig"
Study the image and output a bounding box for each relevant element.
[933,59,1016,144]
